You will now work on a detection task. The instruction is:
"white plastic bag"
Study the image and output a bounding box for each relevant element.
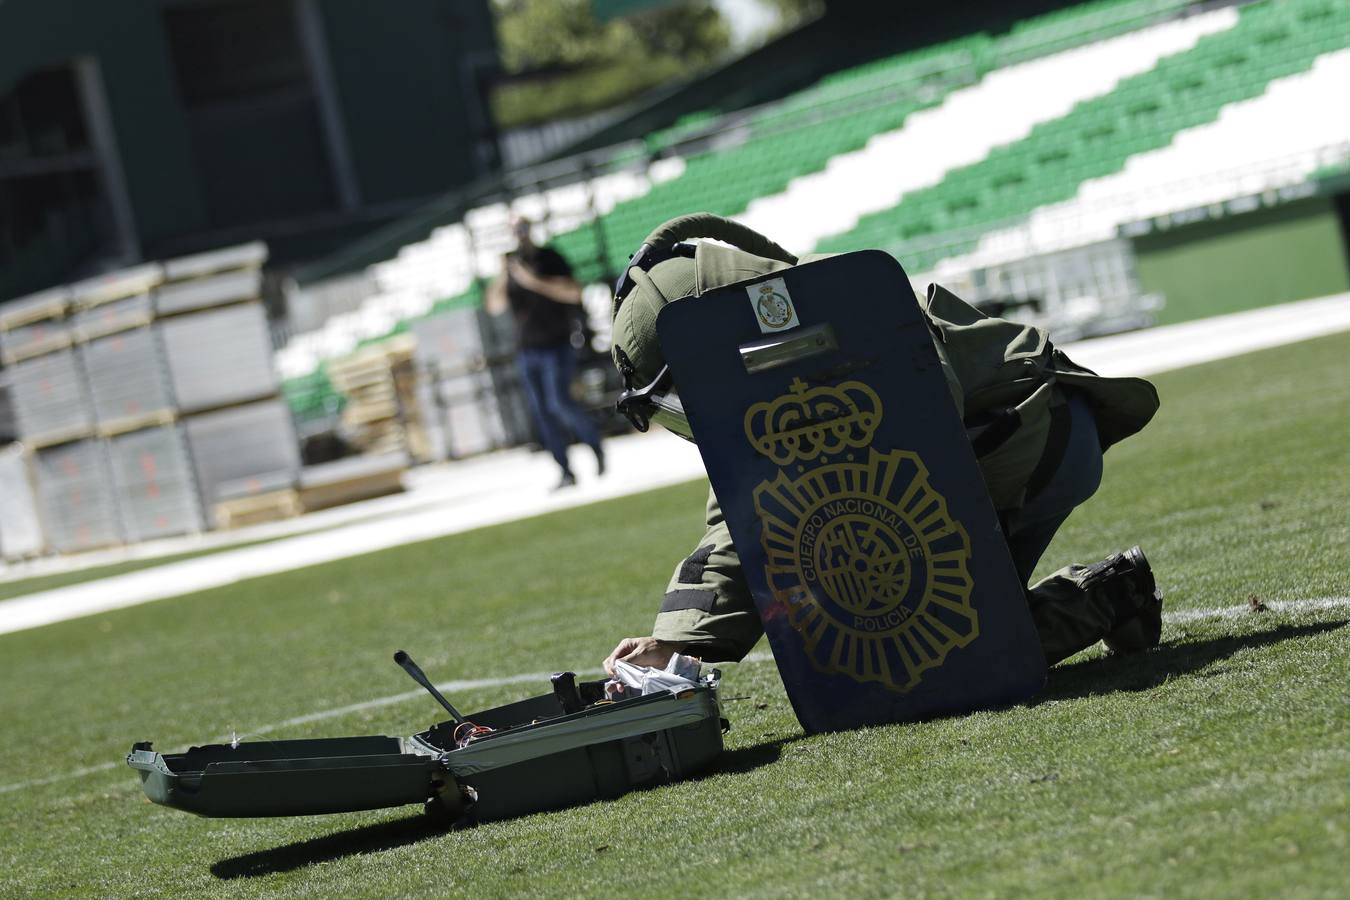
[607,653,701,697]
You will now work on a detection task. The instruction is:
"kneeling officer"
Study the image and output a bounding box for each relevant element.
[602,214,1163,681]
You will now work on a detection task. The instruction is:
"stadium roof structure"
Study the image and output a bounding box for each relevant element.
[292,0,1098,287]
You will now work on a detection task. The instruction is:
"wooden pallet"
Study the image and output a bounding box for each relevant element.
[213,488,302,529]
[326,335,422,454]
[297,466,404,512]
[96,409,177,438]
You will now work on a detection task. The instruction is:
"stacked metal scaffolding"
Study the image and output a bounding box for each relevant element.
[0,242,300,559]
[0,443,45,560]
[412,307,526,461]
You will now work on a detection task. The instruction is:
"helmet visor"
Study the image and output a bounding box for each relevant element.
[616,364,694,441]
[646,387,693,441]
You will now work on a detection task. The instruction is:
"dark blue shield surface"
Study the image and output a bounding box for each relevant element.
[657,250,1045,734]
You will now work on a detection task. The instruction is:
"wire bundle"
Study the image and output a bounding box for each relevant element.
[451,721,495,749]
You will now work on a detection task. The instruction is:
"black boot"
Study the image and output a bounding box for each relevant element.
[1086,546,1163,654]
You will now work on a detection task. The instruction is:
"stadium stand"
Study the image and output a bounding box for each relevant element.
[952,44,1350,276]
[740,7,1238,255]
[279,0,1350,427]
[556,0,1210,279]
[815,0,1350,272]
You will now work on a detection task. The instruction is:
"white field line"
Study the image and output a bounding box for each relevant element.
[3,596,1345,798]
[1164,596,1350,623]
[0,433,706,636]
[0,670,574,797]
[1057,292,1350,379]
[4,292,1350,638]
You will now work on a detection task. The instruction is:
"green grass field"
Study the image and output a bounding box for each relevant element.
[2,332,1348,898]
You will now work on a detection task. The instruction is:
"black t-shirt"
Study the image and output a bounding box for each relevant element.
[505,246,577,349]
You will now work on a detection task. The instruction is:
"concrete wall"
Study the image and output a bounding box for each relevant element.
[0,0,498,270]
[1132,197,1350,326]
[320,0,499,205]
[0,0,210,248]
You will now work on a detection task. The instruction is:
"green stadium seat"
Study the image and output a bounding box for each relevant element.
[815,0,1350,272]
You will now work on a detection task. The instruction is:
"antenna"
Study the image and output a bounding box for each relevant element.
[393,650,467,724]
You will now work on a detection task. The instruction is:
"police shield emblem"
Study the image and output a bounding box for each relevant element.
[657,251,1045,733]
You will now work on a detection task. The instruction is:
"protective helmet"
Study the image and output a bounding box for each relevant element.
[611,213,796,439]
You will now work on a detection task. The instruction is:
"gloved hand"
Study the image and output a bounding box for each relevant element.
[603,636,682,676]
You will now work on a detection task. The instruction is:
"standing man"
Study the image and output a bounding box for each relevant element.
[486,217,605,489]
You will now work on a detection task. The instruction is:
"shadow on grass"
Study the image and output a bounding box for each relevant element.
[680,734,793,783]
[210,740,790,879]
[211,814,445,880]
[1039,618,1348,702]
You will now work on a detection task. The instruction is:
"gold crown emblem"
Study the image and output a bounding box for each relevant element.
[744,378,882,466]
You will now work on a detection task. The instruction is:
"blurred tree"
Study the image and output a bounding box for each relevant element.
[491,0,730,128]
[757,0,826,30]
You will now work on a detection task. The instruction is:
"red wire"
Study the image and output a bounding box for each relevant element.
[452,721,495,749]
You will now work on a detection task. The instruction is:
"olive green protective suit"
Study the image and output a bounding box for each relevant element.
[615,240,1160,665]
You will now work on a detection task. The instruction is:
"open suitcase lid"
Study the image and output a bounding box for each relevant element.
[128,671,722,819]
[128,736,443,818]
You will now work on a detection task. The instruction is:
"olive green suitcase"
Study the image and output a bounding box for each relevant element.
[129,665,725,823]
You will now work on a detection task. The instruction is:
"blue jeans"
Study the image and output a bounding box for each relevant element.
[517,344,602,474]
[1002,392,1104,584]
